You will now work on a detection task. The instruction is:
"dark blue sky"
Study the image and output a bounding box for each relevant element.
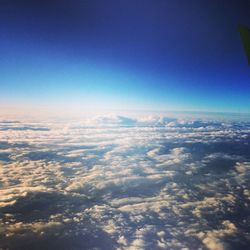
[1,0,250,113]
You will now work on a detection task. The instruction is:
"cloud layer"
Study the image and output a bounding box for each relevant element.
[0,115,250,249]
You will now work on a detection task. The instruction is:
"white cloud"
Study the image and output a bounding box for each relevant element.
[197,220,237,250]
[0,115,250,249]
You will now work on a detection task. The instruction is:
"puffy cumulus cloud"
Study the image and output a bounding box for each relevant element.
[235,162,250,174]
[0,115,250,249]
[181,194,236,218]
[196,220,237,250]
[4,221,64,237]
[82,115,178,127]
[147,147,191,167]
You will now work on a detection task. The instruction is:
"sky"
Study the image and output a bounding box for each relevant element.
[0,0,250,115]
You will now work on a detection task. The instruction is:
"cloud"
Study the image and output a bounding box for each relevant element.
[235,162,250,174]
[197,220,237,250]
[0,115,250,249]
[0,126,50,131]
[147,147,192,168]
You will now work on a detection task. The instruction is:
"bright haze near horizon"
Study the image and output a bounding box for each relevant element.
[0,0,250,115]
[1,1,250,250]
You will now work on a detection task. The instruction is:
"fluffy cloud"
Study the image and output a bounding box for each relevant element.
[0,115,250,249]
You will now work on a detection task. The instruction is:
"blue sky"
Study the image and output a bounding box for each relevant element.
[1,0,250,114]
